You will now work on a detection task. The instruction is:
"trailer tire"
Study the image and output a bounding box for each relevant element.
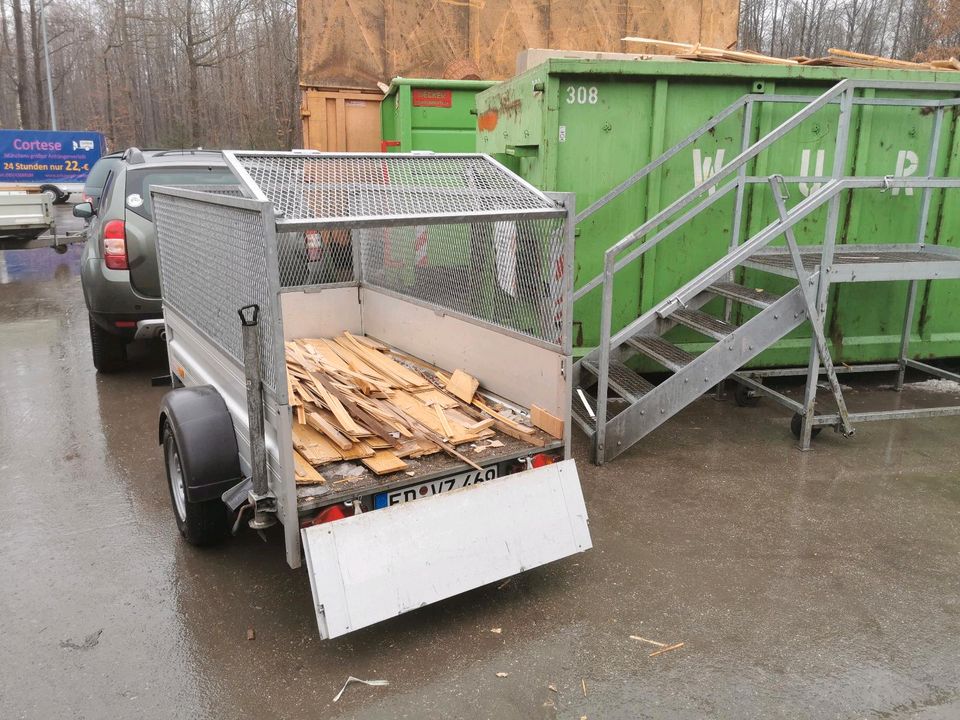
[39,183,68,204]
[88,313,127,373]
[162,424,230,546]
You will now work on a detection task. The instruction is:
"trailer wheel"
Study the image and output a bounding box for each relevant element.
[790,412,823,441]
[88,313,127,373]
[734,382,761,407]
[39,184,68,204]
[162,424,230,546]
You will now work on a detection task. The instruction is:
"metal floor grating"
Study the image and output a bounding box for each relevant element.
[626,335,696,371]
[583,358,654,402]
[750,246,960,271]
[708,281,781,308]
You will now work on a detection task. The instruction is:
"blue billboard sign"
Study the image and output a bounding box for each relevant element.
[0,130,105,184]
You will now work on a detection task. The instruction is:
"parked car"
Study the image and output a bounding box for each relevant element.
[80,151,122,211]
[74,148,239,372]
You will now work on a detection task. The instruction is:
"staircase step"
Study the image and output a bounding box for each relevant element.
[582,359,654,403]
[625,335,695,372]
[708,281,781,309]
[572,389,598,433]
[672,308,736,341]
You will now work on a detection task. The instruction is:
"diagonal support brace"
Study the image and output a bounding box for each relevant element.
[768,177,855,437]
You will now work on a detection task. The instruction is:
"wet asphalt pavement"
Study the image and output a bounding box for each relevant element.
[1,206,959,719]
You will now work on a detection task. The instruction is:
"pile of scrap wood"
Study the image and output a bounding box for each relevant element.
[623,38,960,71]
[285,334,563,486]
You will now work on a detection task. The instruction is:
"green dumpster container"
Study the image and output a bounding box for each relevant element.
[476,59,960,367]
[381,78,496,153]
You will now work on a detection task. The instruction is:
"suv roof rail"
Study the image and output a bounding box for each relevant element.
[122,147,146,164]
[153,149,222,157]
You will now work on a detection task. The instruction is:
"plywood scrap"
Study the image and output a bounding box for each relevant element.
[292,423,343,465]
[531,405,564,440]
[294,450,326,485]
[306,411,354,451]
[445,368,479,403]
[361,450,409,475]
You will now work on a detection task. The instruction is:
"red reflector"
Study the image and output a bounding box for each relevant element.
[531,453,556,468]
[102,220,128,270]
[114,320,136,328]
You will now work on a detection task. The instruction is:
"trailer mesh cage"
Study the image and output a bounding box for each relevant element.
[151,151,573,396]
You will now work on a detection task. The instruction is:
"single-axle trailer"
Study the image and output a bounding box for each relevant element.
[0,191,84,252]
[151,151,591,638]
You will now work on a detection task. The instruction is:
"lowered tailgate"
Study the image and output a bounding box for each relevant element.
[302,459,590,639]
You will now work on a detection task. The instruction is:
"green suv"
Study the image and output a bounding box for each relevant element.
[74,148,238,372]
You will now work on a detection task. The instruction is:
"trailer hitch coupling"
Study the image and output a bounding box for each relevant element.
[239,304,277,530]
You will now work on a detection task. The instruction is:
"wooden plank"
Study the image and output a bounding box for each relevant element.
[292,423,344,464]
[306,411,354,450]
[294,450,327,485]
[339,440,375,460]
[306,370,370,436]
[361,450,409,475]
[434,405,454,439]
[472,398,535,435]
[342,332,430,389]
[413,388,459,409]
[531,404,564,440]
[445,368,479,404]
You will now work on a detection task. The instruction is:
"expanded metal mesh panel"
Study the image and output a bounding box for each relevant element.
[356,217,567,347]
[276,229,355,288]
[153,192,281,392]
[229,153,556,221]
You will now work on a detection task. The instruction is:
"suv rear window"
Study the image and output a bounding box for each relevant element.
[83,156,120,192]
[125,166,238,220]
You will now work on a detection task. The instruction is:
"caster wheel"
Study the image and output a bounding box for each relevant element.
[734,382,760,407]
[791,413,822,441]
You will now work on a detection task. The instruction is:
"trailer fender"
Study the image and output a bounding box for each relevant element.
[158,386,243,503]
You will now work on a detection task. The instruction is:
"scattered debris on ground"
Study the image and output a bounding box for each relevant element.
[332,676,390,702]
[649,642,685,658]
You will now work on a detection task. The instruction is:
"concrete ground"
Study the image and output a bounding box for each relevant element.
[1,213,959,719]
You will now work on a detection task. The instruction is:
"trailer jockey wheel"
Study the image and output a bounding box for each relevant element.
[790,412,822,441]
[734,382,760,407]
[162,424,230,546]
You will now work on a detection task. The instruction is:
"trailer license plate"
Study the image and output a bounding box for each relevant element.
[374,466,499,509]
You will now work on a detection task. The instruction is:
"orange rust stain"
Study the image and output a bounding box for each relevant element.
[478,110,498,132]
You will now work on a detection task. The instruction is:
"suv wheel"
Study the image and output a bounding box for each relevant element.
[88,313,128,372]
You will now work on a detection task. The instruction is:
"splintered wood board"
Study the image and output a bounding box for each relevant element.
[339,440,375,460]
[294,450,326,485]
[306,411,353,450]
[361,450,409,475]
[292,423,343,464]
[531,405,564,440]
[414,388,459,409]
[446,369,479,403]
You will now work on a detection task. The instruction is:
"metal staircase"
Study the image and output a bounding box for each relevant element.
[571,79,960,464]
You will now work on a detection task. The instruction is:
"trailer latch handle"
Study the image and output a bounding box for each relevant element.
[238,304,259,326]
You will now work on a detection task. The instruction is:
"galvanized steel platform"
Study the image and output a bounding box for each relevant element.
[744,244,960,282]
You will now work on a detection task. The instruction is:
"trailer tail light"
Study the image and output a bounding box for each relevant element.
[102,220,128,269]
[531,453,556,468]
[300,503,352,528]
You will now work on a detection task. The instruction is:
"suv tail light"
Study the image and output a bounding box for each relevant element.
[102,220,128,270]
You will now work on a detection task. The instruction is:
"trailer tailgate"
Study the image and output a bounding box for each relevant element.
[301,459,590,639]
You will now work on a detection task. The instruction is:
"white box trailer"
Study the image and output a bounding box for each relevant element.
[150,151,591,638]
